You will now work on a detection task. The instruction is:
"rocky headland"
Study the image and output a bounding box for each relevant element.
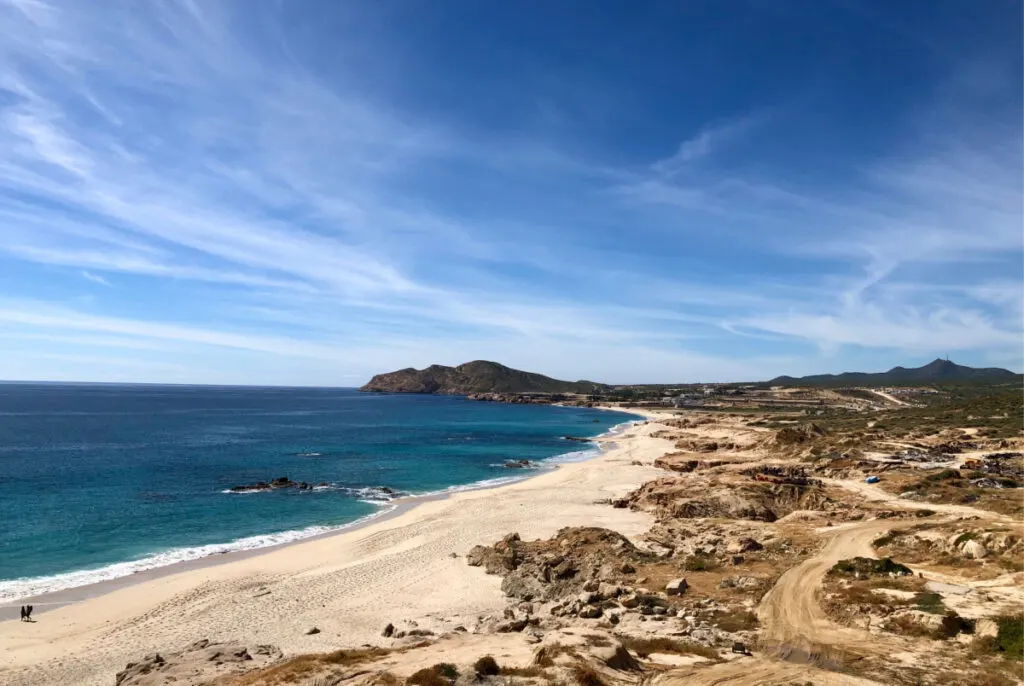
[359,360,606,396]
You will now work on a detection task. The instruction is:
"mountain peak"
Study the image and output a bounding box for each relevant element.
[769,360,1017,386]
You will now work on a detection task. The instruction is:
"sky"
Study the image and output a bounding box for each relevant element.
[0,0,1021,386]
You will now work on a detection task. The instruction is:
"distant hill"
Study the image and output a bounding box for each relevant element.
[768,359,1019,387]
[360,361,607,395]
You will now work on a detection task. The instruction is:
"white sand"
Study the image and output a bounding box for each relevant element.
[0,411,673,686]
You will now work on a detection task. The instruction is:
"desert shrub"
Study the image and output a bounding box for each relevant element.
[572,664,607,686]
[996,615,1024,660]
[685,554,720,572]
[886,615,935,638]
[407,664,458,686]
[406,670,446,686]
[935,613,975,639]
[914,592,946,615]
[433,664,458,680]
[473,656,500,676]
[533,643,577,668]
[873,533,898,548]
[954,532,978,546]
[829,557,912,578]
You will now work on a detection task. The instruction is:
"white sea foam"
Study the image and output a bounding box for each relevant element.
[220,484,406,500]
[0,505,397,603]
[543,447,602,464]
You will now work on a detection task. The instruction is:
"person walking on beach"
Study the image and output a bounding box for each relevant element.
[19,605,27,621]
[20,605,33,622]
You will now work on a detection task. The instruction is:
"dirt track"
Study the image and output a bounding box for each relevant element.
[655,480,1010,686]
[827,478,1014,521]
[653,658,883,685]
[757,518,913,654]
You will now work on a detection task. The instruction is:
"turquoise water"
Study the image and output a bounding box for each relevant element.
[0,384,638,600]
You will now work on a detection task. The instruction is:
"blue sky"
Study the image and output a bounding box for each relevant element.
[0,0,1020,385]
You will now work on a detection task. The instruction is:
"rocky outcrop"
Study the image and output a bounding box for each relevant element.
[626,476,837,523]
[360,360,606,395]
[773,423,826,445]
[229,477,327,492]
[116,640,281,686]
[503,459,536,469]
[466,527,653,603]
[469,393,563,404]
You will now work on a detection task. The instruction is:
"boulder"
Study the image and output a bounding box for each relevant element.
[666,578,689,596]
[961,540,988,559]
[590,642,641,671]
[116,654,165,686]
[504,459,534,469]
[381,623,395,638]
[304,627,320,635]
[495,618,529,633]
[727,537,763,554]
[619,593,640,609]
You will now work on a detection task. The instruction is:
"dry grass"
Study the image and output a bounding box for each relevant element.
[500,665,550,679]
[227,648,390,686]
[571,664,607,686]
[533,644,580,668]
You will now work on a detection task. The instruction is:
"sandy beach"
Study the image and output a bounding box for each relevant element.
[0,411,672,686]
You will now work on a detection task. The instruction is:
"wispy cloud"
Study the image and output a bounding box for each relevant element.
[0,0,1019,383]
[80,270,110,286]
[651,113,764,175]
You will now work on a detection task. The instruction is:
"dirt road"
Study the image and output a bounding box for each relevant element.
[757,518,917,654]
[828,478,1015,521]
[656,477,1013,685]
[861,389,911,406]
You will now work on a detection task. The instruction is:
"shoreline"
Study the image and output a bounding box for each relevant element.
[0,407,668,686]
[0,410,645,615]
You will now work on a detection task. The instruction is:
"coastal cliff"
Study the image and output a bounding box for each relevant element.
[360,360,606,395]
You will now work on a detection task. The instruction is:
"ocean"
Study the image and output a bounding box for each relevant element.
[0,383,638,601]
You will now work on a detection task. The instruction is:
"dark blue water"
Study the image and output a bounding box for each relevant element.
[0,384,637,600]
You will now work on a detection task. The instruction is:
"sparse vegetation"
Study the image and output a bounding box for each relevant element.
[533,644,578,668]
[571,663,607,686]
[473,656,500,676]
[914,591,946,614]
[934,613,974,639]
[406,664,458,686]
[954,532,977,546]
[829,557,913,578]
[229,648,391,686]
[994,615,1024,660]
